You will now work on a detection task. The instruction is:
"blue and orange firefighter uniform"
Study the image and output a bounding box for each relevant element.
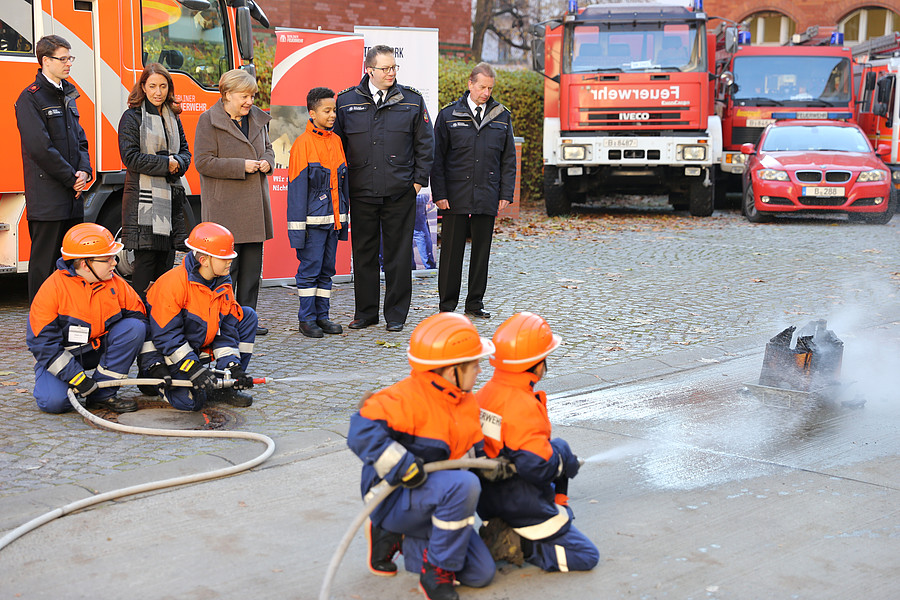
[347,313,497,600]
[476,312,599,572]
[26,223,160,414]
[145,223,257,411]
[287,118,349,334]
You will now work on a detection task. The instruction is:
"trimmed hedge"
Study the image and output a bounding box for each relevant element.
[438,58,543,204]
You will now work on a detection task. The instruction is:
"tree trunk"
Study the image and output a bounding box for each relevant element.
[472,0,494,61]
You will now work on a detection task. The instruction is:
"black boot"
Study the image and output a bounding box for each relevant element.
[366,520,402,576]
[87,395,138,413]
[420,548,458,600]
[316,319,343,335]
[208,388,253,407]
[478,519,524,566]
[299,320,324,338]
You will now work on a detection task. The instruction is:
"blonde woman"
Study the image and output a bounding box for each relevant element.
[194,69,274,334]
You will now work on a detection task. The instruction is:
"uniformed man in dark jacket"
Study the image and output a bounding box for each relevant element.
[15,35,92,301]
[334,44,434,332]
[431,63,516,320]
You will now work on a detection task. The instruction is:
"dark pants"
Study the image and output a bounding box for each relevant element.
[27,218,80,301]
[131,249,175,301]
[438,213,495,313]
[350,187,415,324]
[229,241,263,311]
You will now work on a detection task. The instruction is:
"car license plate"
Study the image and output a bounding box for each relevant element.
[802,186,843,197]
[747,119,775,128]
[603,138,637,148]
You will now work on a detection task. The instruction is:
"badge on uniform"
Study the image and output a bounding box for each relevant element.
[480,408,502,441]
[68,325,90,345]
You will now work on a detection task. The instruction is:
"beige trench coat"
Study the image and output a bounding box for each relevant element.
[194,100,275,244]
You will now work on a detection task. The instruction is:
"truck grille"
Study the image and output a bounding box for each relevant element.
[732,126,765,145]
[580,107,688,128]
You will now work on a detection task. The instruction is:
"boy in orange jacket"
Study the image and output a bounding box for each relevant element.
[287,87,349,338]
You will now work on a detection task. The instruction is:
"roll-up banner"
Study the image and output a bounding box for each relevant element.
[262,29,364,283]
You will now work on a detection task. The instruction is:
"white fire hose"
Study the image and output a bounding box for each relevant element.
[0,377,275,551]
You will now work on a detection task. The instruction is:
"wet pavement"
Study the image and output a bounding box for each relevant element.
[1,202,899,598]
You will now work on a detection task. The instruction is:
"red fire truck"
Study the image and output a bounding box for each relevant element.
[0,0,268,276]
[852,32,900,205]
[532,1,729,216]
[715,26,855,203]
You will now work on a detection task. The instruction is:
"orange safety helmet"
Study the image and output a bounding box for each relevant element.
[408,313,495,371]
[185,222,238,259]
[60,223,124,259]
[490,312,562,372]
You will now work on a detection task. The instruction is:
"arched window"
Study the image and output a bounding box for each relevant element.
[743,11,796,46]
[840,7,900,44]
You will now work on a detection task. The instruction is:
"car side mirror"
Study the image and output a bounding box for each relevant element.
[876,142,891,157]
[740,143,755,155]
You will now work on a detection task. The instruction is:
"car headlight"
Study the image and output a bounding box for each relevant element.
[857,169,888,182]
[758,169,789,181]
[678,145,707,161]
[562,145,588,161]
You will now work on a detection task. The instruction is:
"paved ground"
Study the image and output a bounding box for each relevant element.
[1,200,899,598]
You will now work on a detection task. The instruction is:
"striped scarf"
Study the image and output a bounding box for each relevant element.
[138,102,179,236]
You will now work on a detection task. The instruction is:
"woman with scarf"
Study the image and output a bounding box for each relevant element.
[118,62,191,301]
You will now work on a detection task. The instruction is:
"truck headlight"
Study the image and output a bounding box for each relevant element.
[678,145,707,161]
[758,169,789,181]
[562,145,588,161]
[857,169,888,182]
[892,170,900,182]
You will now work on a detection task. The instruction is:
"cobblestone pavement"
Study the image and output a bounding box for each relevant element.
[1,200,898,497]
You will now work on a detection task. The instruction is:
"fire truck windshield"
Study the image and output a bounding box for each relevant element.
[732,56,851,106]
[141,0,232,88]
[568,22,704,74]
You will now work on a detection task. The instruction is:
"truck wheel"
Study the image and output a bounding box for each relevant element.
[742,184,772,223]
[689,177,714,217]
[544,167,571,216]
[669,191,688,211]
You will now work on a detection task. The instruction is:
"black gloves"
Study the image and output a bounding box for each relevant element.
[147,362,172,390]
[68,371,98,397]
[227,363,254,390]
[400,457,427,489]
[178,358,217,391]
[481,457,516,482]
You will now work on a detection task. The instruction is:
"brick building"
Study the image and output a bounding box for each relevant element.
[259,0,472,55]
[703,1,900,45]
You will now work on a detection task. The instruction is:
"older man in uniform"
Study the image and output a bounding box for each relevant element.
[431,62,516,320]
[15,35,92,301]
[334,45,434,332]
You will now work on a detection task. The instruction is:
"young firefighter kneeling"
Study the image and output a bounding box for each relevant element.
[26,223,164,414]
[476,312,599,572]
[146,222,257,410]
[347,313,498,600]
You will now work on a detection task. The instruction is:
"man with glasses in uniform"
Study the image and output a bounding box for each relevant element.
[334,45,434,333]
[15,35,92,301]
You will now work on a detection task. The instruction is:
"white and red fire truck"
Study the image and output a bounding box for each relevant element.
[852,31,900,206]
[715,25,856,202]
[532,1,728,216]
[0,0,267,275]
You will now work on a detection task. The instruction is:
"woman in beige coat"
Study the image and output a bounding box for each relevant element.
[194,69,275,334]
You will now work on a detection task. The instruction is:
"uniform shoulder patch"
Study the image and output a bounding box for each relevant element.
[440,101,454,110]
[338,86,355,95]
[402,85,423,96]
[27,83,40,93]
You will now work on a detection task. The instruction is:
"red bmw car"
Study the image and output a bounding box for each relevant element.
[741,120,895,224]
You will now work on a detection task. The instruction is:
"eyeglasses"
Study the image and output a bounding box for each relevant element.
[47,55,76,64]
[370,65,399,73]
[90,257,116,264]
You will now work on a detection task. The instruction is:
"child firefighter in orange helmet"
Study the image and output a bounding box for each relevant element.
[347,312,502,600]
[476,312,598,572]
